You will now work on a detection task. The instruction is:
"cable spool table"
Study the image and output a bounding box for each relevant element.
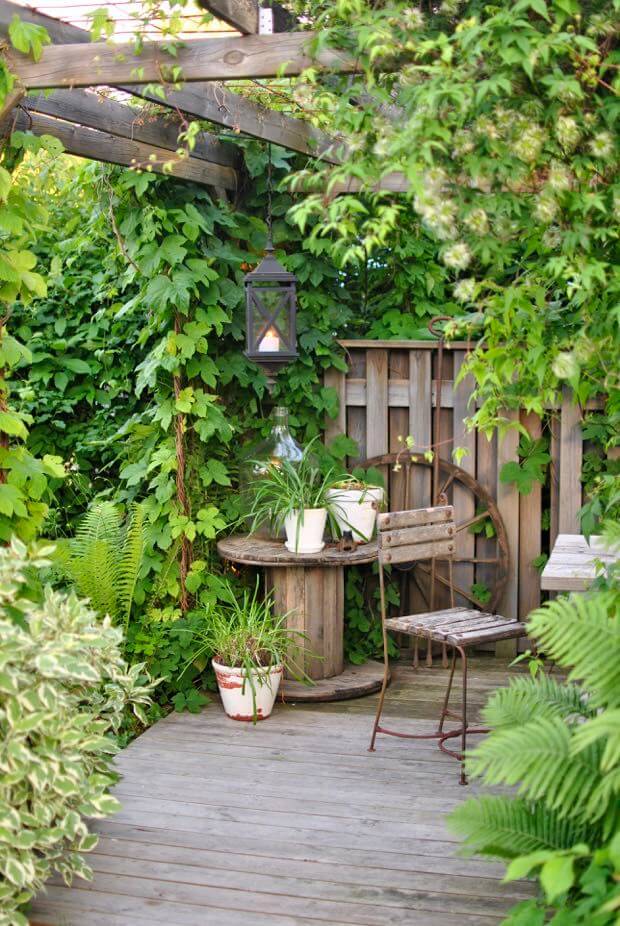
[217,535,388,702]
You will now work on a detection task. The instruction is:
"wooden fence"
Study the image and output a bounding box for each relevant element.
[324,340,587,641]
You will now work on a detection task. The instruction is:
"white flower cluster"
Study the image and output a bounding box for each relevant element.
[547,161,573,191]
[556,115,581,150]
[535,196,559,224]
[464,208,489,235]
[589,131,614,158]
[442,242,472,270]
[402,6,425,29]
[543,226,562,250]
[413,169,459,240]
[513,123,545,162]
[453,277,476,302]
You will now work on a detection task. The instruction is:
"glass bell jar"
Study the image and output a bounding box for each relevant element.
[240,406,303,538]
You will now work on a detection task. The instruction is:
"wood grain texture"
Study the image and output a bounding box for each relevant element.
[496,414,520,651]
[558,388,583,534]
[24,89,239,168]
[409,350,432,505]
[7,33,356,89]
[0,1,342,162]
[218,535,376,566]
[4,110,237,189]
[365,348,388,458]
[198,0,258,33]
[518,412,542,620]
[453,351,476,607]
[31,658,534,925]
[541,533,617,591]
[323,367,346,443]
[378,506,453,530]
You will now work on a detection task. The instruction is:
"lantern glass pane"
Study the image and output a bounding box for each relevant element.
[251,285,291,352]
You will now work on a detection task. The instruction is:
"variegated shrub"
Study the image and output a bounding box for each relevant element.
[0,540,157,926]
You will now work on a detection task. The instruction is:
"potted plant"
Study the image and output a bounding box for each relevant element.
[326,473,385,543]
[182,580,307,722]
[248,441,336,554]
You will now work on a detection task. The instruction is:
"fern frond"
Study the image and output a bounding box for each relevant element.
[482,675,591,730]
[572,709,620,773]
[117,503,146,631]
[527,591,620,709]
[466,716,608,822]
[449,796,590,860]
[71,501,122,559]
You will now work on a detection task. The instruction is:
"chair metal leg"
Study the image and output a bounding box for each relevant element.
[368,657,390,752]
[438,647,457,734]
[458,644,468,785]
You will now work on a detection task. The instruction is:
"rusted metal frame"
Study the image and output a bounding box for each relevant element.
[362,453,510,614]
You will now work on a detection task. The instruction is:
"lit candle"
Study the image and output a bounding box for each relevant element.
[259,327,280,352]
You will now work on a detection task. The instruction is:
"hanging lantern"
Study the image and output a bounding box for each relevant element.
[244,246,298,373]
[244,144,298,379]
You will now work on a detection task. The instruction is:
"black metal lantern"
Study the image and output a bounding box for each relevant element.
[244,145,298,380]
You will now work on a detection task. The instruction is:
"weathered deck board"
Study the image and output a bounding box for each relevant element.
[31,657,534,925]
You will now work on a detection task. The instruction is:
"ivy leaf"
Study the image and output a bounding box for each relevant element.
[0,411,28,439]
[8,15,51,62]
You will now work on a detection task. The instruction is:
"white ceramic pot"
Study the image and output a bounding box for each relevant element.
[213,660,283,722]
[327,486,384,543]
[284,508,327,554]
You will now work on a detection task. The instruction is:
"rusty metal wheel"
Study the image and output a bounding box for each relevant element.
[362,452,509,613]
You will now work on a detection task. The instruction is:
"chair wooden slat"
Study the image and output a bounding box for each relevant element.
[380,537,455,565]
[380,521,455,550]
[377,505,453,531]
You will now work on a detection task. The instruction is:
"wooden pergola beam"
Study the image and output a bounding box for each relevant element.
[4,109,237,190]
[5,33,355,90]
[24,89,240,170]
[0,1,342,164]
[197,0,258,34]
[196,0,296,33]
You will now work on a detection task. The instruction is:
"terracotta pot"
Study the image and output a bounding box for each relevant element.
[327,486,384,542]
[213,660,283,722]
[284,507,327,554]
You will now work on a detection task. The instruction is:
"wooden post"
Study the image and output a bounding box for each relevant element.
[558,388,583,534]
[518,412,542,625]
[266,565,344,680]
[496,412,520,653]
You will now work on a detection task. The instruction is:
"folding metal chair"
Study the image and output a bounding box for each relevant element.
[369,505,527,784]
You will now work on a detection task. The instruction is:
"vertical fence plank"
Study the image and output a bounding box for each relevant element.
[366,349,389,458]
[549,414,560,550]
[559,387,583,534]
[347,349,367,465]
[519,412,542,626]
[409,350,432,508]
[324,368,346,443]
[476,429,497,617]
[496,413,520,649]
[453,351,476,607]
[389,350,409,512]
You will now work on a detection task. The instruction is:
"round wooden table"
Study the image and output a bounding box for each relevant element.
[217,535,387,702]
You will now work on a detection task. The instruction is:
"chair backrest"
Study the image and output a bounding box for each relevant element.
[377,505,455,566]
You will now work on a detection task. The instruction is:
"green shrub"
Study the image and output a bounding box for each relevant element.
[450,581,620,923]
[0,540,156,926]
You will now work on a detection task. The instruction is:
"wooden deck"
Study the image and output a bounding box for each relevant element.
[31,656,534,925]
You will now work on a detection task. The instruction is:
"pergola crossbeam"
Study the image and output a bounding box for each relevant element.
[24,89,240,170]
[5,34,355,90]
[0,1,342,163]
[197,0,258,34]
[3,109,237,190]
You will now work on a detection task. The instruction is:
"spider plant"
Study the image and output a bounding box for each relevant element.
[180,579,309,720]
[247,439,337,550]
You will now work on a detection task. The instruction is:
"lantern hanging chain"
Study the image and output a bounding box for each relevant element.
[266,142,273,250]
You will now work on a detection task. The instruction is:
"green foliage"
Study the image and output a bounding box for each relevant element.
[0,539,156,924]
[57,501,146,631]
[500,435,551,496]
[450,577,620,922]
[178,578,308,718]
[288,0,619,448]
[247,439,338,536]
